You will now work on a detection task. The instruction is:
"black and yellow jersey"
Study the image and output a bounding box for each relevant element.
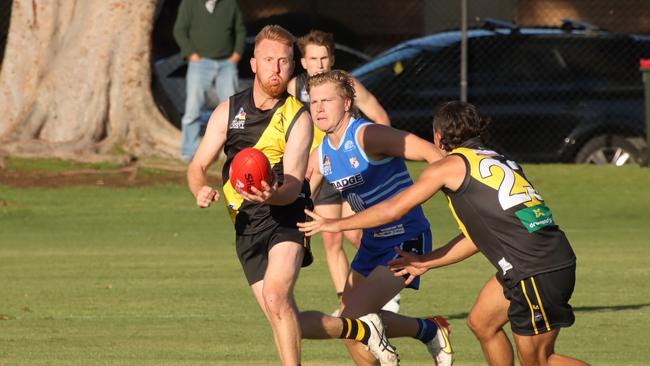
[222,88,311,235]
[443,139,576,288]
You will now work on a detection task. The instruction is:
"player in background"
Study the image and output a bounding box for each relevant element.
[297,70,453,366]
[188,25,398,366]
[288,30,399,314]
[299,101,589,366]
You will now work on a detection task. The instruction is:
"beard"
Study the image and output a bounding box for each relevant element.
[259,75,288,98]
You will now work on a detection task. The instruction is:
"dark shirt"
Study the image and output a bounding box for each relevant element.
[173,0,246,60]
[222,88,310,234]
[443,140,576,288]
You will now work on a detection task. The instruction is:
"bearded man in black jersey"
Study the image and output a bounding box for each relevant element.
[299,101,590,366]
[187,24,314,365]
[187,25,400,366]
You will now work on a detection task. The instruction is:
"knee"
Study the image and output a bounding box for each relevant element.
[466,311,493,339]
[262,288,291,317]
[321,232,343,251]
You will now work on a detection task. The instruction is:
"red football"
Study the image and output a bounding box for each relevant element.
[229,147,273,194]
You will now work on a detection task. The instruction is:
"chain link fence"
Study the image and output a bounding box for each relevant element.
[151,0,649,164]
[340,0,650,164]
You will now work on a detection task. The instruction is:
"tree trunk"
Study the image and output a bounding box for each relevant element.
[0,0,180,163]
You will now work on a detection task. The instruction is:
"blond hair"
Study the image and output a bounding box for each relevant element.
[308,70,358,116]
[255,25,296,49]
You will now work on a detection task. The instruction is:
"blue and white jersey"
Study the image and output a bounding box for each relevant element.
[318,117,430,248]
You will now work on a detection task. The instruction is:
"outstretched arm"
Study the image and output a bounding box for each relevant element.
[389,234,479,285]
[297,154,466,235]
[360,124,443,163]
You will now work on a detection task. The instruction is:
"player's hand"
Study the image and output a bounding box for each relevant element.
[388,247,429,285]
[297,209,341,236]
[237,179,277,203]
[196,186,219,208]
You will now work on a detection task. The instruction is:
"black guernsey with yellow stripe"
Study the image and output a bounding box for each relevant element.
[222,88,310,235]
[443,140,576,288]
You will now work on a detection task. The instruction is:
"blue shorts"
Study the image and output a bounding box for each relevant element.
[351,229,432,289]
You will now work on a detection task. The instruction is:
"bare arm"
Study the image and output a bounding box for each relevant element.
[352,77,390,126]
[306,147,325,199]
[359,124,443,163]
[187,100,230,207]
[388,234,479,285]
[297,155,466,235]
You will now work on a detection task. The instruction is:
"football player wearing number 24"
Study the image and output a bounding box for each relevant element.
[299,101,590,366]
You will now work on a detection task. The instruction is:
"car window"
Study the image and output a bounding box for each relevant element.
[558,37,640,83]
[410,46,460,87]
[353,47,422,80]
[470,37,571,85]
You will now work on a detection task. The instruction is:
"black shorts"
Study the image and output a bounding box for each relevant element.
[502,266,576,336]
[236,225,312,286]
[314,182,342,206]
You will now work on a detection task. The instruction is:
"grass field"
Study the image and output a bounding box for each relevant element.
[1,160,649,365]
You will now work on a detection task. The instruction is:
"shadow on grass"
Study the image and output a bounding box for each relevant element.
[443,303,650,321]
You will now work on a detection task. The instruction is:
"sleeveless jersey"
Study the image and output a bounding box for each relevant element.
[294,72,326,151]
[222,88,310,234]
[318,117,430,249]
[294,72,311,104]
[443,140,576,288]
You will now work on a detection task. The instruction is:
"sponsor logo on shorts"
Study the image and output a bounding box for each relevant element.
[372,224,405,238]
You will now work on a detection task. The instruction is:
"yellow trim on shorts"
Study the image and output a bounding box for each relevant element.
[520,280,539,335]
[530,277,551,332]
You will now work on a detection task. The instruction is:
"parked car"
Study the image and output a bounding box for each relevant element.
[352,19,650,165]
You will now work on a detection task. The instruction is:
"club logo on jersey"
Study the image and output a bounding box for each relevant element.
[331,173,364,191]
[321,155,332,176]
[349,156,359,169]
[230,107,247,129]
[343,140,355,151]
[515,204,554,233]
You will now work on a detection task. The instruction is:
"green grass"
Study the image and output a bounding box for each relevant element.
[1,163,649,365]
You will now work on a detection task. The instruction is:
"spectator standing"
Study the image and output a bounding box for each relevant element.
[173,0,246,161]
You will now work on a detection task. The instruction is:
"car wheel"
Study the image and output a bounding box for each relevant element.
[575,135,643,166]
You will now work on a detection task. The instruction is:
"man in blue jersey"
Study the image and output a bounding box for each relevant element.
[296,70,454,366]
[288,30,394,314]
[299,101,589,366]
